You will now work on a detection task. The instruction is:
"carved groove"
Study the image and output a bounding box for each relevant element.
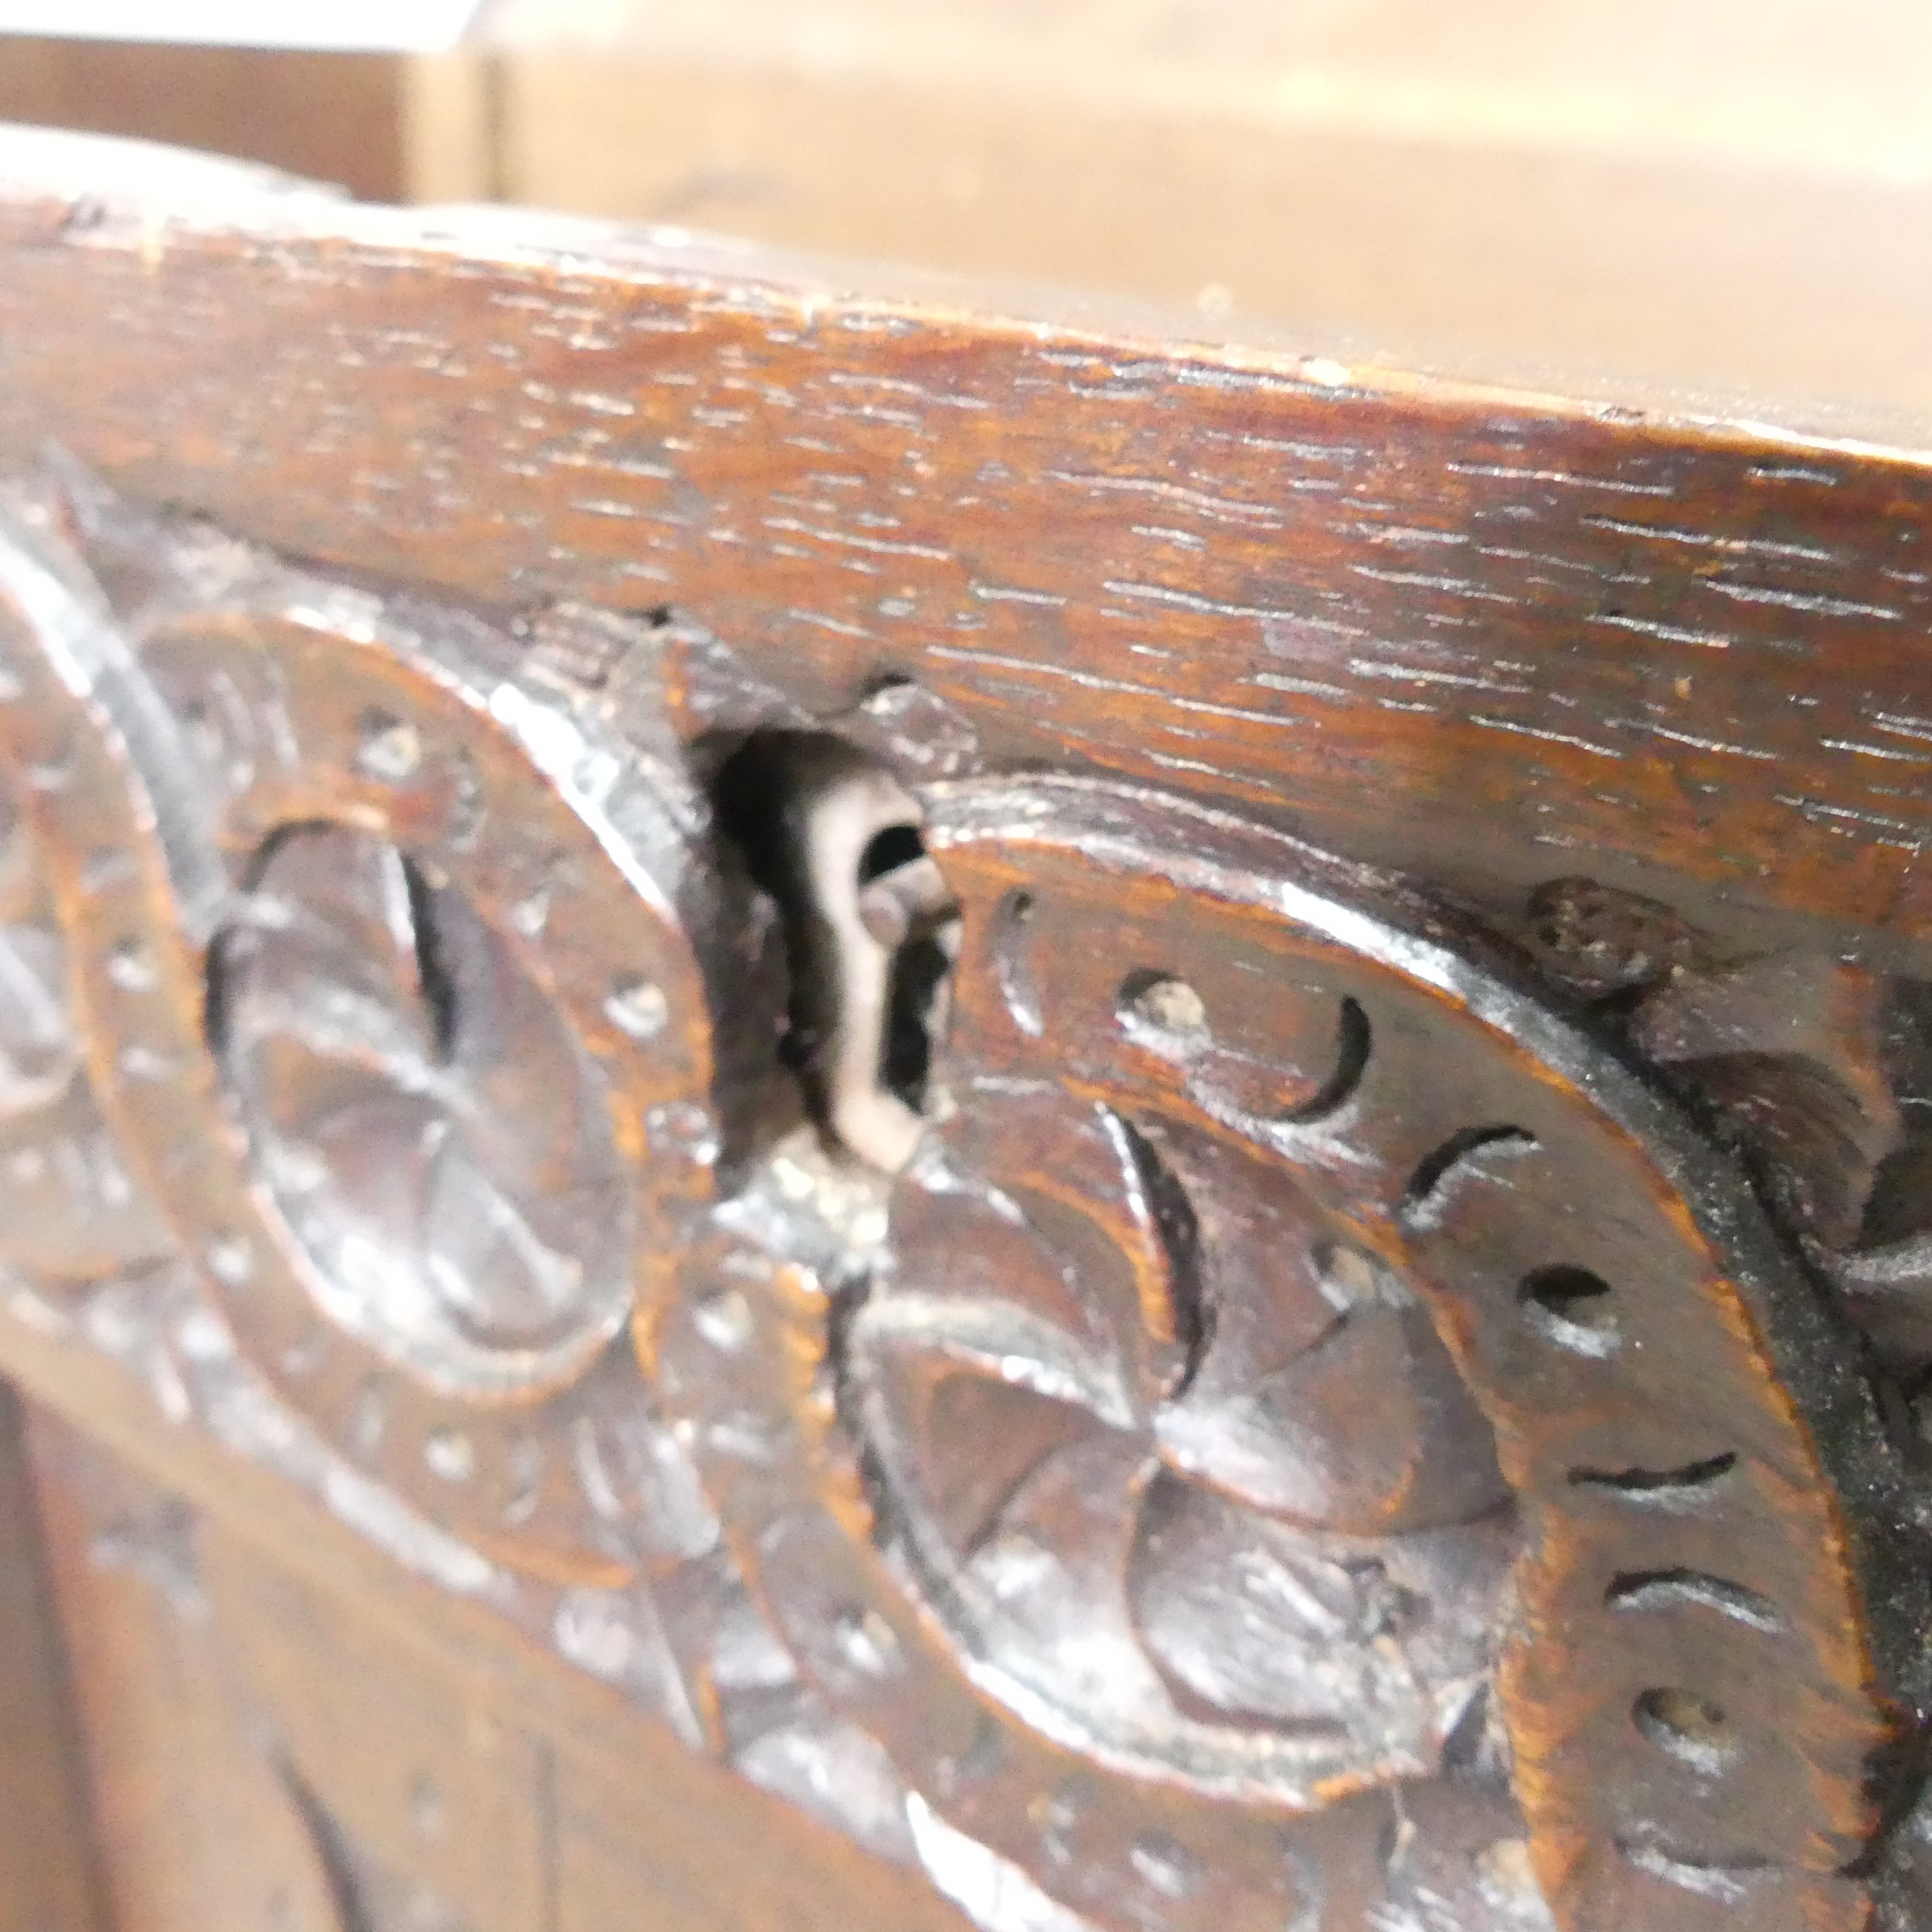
[1398,1124,1537,1230]
[1614,1838,1771,1904]
[1285,995,1371,1125]
[1605,1570,1787,1634]
[991,888,1042,1038]
[1567,1453,1739,1507]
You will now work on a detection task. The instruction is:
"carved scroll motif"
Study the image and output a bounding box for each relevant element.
[0,468,1917,1932]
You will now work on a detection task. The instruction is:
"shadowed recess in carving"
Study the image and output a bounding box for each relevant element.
[1606,1570,1787,1634]
[1399,1124,1538,1230]
[713,730,959,1172]
[866,825,956,1126]
[1631,1686,1736,1774]
[1616,1835,1771,1903]
[1567,1451,1738,1509]
[1519,1265,1621,1359]
[277,1758,380,1932]
[1114,1110,1206,1395]
[992,887,1043,1037]
[206,821,635,1397]
[1287,995,1371,1124]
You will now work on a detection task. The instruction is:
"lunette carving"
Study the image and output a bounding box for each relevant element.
[0,462,1921,1932]
[666,770,1905,1932]
[0,469,953,1884]
[0,478,733,1582]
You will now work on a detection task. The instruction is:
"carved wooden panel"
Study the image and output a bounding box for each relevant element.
[12,118,1932,1932]
[1,435,1928,1932]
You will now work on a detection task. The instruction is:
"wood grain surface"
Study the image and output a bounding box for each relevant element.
[2,134,1929,971]
[4,128,1932,1932]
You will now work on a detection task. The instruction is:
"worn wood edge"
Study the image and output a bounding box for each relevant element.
[3,120,1930,458]
[9,162,1932,971]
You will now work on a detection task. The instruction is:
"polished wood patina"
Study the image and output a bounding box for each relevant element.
[2,123,1931,1932]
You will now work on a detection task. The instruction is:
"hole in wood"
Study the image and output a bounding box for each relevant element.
[713,730,959,1172]
[1632,1687,1736,1774]
[1520,1264,1621,1357]
[1118,969,1210,1044]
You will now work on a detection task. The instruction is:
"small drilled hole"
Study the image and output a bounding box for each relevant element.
[1632,1688,1734,1773]
[1119,970,1209,1041]
[354,708,423,784]
[1520,1264,1620,1357]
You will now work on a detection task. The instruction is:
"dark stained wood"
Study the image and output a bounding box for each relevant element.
[0,1381,105,1932]
[2,451,1918,1930]
[666,767,1905,1932]
[23,1397,979,1932]
[2,134,1931,974]
[3,127,1932,1932]
[29,1413,357,1932]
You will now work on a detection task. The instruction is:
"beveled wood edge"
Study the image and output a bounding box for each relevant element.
[3,120,1929,460]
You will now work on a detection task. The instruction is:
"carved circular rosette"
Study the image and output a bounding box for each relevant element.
[654,774,1902,1932]
[0,496,722,1583]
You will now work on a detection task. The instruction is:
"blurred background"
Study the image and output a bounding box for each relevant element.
[2,2,1930,425]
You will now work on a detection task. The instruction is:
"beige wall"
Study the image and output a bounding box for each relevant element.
[0,36,405,199]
